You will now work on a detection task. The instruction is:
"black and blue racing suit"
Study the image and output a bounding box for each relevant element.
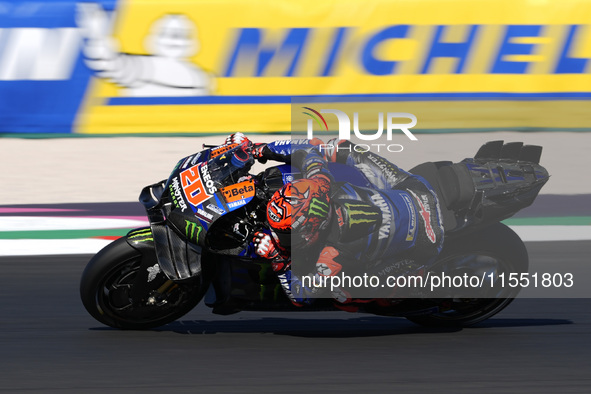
[257,139,444,305]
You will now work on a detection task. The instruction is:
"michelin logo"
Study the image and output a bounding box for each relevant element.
[76,3,214,97]
[0,27,79,81]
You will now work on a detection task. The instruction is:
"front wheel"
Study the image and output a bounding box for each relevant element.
[80,237,208,329]
[406,223,528,328]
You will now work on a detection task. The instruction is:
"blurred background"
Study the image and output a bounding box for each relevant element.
[1,0,590,203]
[0,0,590,135]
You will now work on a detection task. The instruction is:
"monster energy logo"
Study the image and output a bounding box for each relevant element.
[128,228,151,238]
[343,202,379,227]
[170,178,188,212]
[308,198,329,218]
[127,228,153,242]
[185,220,203,244]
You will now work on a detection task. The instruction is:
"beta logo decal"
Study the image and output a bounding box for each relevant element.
[407,190,436,243]
[180,163,216,207]
[220,180,255,203]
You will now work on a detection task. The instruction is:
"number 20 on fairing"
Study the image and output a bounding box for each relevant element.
[180,164,212,207]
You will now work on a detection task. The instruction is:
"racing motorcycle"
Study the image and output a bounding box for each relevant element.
[80,140,549,329]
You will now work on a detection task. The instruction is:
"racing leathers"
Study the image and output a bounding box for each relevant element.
[254,139,445,306]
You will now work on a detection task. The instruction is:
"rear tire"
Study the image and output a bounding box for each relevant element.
[80,237,208,329]
[406,223,528,328]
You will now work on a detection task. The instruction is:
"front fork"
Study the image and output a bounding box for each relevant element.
[125,227,168,304]
[125,227,208,305]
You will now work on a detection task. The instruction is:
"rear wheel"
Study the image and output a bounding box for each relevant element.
[80,237,208,329]
[406,223,528,328]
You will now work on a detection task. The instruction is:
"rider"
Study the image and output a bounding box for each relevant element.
[224,133,444,308]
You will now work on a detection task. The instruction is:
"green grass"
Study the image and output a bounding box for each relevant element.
[503,216,591,226]
[0,229,129,239]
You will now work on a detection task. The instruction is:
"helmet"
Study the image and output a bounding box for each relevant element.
[266,179,331,250]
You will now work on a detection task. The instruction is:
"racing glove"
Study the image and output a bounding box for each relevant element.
[253,231,280,260]
[252,143,270,163]
[219,133,255,169]
[253,231,292,272]
[224,133,274,165]
[225,132,251,147]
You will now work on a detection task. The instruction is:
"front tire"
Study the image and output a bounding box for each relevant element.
[406,223,528,328]
[80,237,208,329]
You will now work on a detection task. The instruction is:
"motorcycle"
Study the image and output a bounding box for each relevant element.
[80,140,549,329]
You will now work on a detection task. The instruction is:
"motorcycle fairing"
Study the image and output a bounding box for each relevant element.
[137,145,258,282]
[134,182,204,281]
[218,179,256,212]
[410,141,549,233]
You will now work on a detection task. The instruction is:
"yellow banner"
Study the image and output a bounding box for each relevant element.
[76,0,591,134]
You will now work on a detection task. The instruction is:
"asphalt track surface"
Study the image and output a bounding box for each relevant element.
[1,242,590,393]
